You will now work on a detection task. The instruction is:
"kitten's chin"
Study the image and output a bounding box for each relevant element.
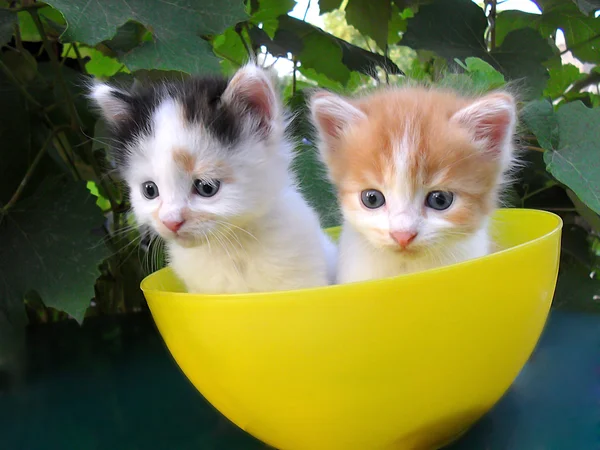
[162,233,204,249]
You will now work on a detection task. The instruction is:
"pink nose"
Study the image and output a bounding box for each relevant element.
[390,230,417,248]
[162,220,184,233]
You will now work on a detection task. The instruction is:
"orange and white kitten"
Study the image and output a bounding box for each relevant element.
[310,86,517,283]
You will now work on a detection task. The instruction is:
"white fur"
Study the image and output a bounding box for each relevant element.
[336,221,490,284]
[93,64,336,293]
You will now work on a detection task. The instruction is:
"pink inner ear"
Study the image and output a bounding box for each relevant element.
[235,77,274,125]
[454,96,515,155]
[317,112,344,139]
[474,111,512,152]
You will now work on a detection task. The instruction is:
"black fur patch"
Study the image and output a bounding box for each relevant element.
[106,75,241,168]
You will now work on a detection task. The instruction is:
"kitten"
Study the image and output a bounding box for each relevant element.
[90,64,336,293]
[310,86,517,284]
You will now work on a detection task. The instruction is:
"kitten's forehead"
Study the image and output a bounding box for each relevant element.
[339,89,498,196]
[114,76,241,157]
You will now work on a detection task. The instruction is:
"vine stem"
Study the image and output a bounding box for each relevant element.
[525,145,545,152]
[1,2,45,12]
[1,126,71,213]
[29,8,82,130]
[486,0,497,50]
[292,57,297,95]
[522,182,558,202]
[0,58,43,108]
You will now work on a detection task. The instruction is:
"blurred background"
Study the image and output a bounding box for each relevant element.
[1,0,599,448]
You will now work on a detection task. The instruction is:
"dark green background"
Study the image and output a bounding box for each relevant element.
[1,310,598,450]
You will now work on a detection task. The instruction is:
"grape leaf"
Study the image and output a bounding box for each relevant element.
[534,1,600,63]
[402,0,488,62]
[495,10,542,47]
[521,99,560,151]
[460,57,505,90]
[544,63,584,99]
[345,0,391,50]
[0,9,15,45]
[0,178,109,323]
[250,17,401,85]
[491,28,553,99]
[250,0,296,37]
[44,0,247,74]
[533,101,600,215]
[402,0,552,98]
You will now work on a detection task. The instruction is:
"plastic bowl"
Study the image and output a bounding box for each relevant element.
[141,208,562,450]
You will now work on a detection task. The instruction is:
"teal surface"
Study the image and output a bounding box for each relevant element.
[1,310,598,450]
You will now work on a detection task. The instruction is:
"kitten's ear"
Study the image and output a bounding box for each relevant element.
[451,93,516,166]
[309,91,365,148]
[221,63,278,130]
[89,82,133,125]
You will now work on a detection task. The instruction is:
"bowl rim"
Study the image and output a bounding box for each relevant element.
[140,208,562,299]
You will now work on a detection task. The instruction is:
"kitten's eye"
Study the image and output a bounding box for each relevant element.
[361,189,386,209]
[426,191,454,210]
[142,181,159,199]
[193,179,221,197]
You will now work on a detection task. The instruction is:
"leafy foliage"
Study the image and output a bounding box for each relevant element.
[0,178,108,323]
[1,0,600,346]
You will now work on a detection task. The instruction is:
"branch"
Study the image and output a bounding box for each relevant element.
[525,145,545,153]
[292,57,297,95]
[235,23,255,62]
[560,33,600,56]
[0,58,43,109]
[565,70,600,95]
[487,0,497,51]
[1,3,45,12]
[1,126,71,213]
[29,8,82,130]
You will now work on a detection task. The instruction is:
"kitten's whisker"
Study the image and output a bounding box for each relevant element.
[214,220,259,242]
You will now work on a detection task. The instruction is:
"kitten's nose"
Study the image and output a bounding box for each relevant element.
[390,230,417,248]
[163,220,185,233]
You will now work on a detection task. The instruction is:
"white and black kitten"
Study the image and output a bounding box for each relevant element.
[90,64,336,293]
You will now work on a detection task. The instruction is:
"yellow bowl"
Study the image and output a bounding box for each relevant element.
[141,208,562,450]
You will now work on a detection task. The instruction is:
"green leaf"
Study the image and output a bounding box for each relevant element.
[567,190,600,232]
[402,0,552,98]
[101,21,150,54]
[86,181,111,212]
[540,101,600,215]
[0,178,109,323]
[462,56,505,90]
[250,0,296,37]
[402,0,487,61]
[521,99,559,150]
[345,0,391,50]
[44,0,248,74]
[543,63,584,99]
[17,6,65,42]
[320,0,343,14]
[536,1,600,64]
[491,28,553,99]
[0,50,37,84]
[62,44,124,78]
[213,27,248,67]
[388,5,412,45]
[250,17,401,84]
[495,10,542,47]
[0,9,15,45]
